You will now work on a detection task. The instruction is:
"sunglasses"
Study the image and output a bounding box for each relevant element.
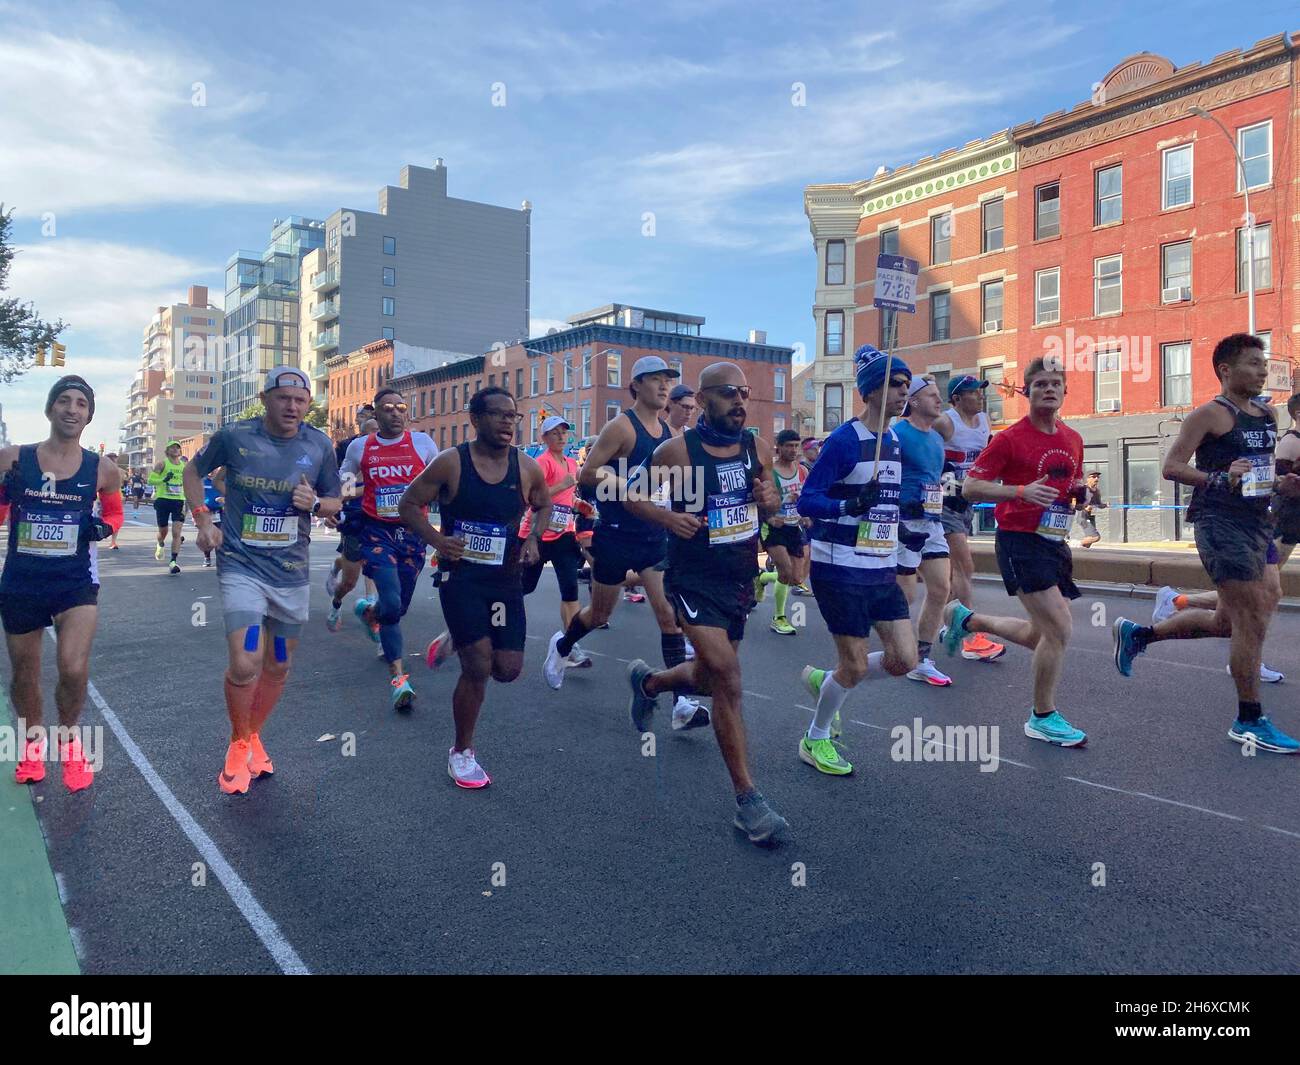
[699,384,751,400]
[379,403,408,413]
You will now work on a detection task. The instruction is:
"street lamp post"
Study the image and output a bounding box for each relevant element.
[1189,105,1254,334]
[517,343,621,438]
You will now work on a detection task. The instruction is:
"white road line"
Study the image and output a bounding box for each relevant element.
[69,926,85,962]
[55,871,68,904]
[742,690,773,701]
[1263,825,1300,841]
[1071,644,1234,677]
[1064,776,1244,821]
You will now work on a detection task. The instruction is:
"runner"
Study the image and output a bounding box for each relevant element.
[796,345,918,776]
[1,376,122,791]
[340,388,438,709]
[1112,334,1300,753]
[185,368,342,795]
[324,406,378,633]
[519,416,595,671]
[397,386,549,788]
[200,471,223,567]
[666,383,696,433]
[542,356,709,731]
[623,361,789,844]
[129,470,145,514]
[894,377,952,686]
[800,437,820,475]
[755,429,811,635]
[936,376,1006,661]
[940,356,1088,748]
[149,440,186,573]
[1076,470,1105,548]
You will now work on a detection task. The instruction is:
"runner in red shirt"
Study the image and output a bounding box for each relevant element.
[938,357,1089,748]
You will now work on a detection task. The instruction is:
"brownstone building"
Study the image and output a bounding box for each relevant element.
[325,339,396,440]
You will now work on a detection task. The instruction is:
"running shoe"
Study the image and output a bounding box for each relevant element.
[425,630,453,670]
[801,664,826,699]
[565,645,593,669]
[734,791,790,846]
[754,575,768,604]
[326,603,343,632]
[671,697,710,730]
[791,583,814,596]
[202,556,212,567]
[354,598,380,642]
[168,560,180,575]
[218,740,252,795]
[908,658,952,686]
[684,638,695,660]
[1151,585,1179,624]
[1023,710,1087,747]
[448,746,492,788]
[962,632,1006,661]
[624,591,646,603]
[1224,663,1286,683]
[770,615,797,636]
[391,674,415,711]
[799,735,853,775]
[61,739,93,792]
[1112,617,1144,677]
[110,543,120,550]
[627,659,658,731]
[1228,717,1300,754]
[940,601,973,657]
[325,566,340,601]
[15,739,46,784]
[154,543,164,561]
[247,733,274,777]
[543,631,567,690]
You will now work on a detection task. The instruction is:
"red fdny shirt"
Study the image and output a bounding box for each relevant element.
[967,416,1083,534]
[355,431,435,522]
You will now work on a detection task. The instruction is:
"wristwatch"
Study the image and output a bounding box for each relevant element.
[311,500,322,516]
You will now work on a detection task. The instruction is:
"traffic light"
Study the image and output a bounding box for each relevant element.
[35,345,46,366]
[536,410,548,433]
[52,342,66,367]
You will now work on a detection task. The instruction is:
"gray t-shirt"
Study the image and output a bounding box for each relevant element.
[192,419,341,587]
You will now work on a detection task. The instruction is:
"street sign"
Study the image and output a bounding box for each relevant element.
[1267,358,1291,393]
[873,254,919,313]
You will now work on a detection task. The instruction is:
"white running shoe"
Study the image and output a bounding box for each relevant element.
[543,631,567,690]
[1152,586,1178,624]
[565,646,592,668]
[684,638,695,660]
[447,746,491,788]
[1225,663,1285,683]
[907,658,952,686]
[671,697,710,730]
[325,566,340,600]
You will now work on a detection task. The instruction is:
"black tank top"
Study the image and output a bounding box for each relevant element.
[2,445,100,594]
[666,430,761,584]
[1187,396,1275,522]
[439,443,526,582]
[597,410,671,535]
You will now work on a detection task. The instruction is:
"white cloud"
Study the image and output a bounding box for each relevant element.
[529,317,571,337]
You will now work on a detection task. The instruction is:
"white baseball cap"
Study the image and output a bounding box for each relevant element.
[263,367,311,393]
[540,415,570,434]
[631,356,680,379]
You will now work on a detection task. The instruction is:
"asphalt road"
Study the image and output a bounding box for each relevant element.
[6,519,1300,974]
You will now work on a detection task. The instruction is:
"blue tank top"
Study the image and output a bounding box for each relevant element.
[596,410,671,536]
[893,419,945,519]
[2,445,100,593]
[1187,396,1275,523]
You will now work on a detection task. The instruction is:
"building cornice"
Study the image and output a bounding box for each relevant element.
[517,324,794,365]
[856,133,1015,218]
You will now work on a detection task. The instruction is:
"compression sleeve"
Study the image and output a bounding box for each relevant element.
[98,490,125,533]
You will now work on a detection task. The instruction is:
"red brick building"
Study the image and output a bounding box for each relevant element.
[325,339,395,441]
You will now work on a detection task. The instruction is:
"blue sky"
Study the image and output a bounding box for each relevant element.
[1,0,1294,446]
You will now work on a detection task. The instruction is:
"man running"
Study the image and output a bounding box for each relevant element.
[1112,334,1300,753]
[755,429,811,635]
[340,388,438,709]
[623,362,789,844]
[324,405,377,631]
[150,440,186,573]
[186,368,341,795]
[894,376,952,686]
[200,471,223,567]
[1076,471,1105,548]
[936,376,1005,661]
[666,383,696,433]
[2,376,122,791]
[796,346,918,776]
[941,356,1087,748]
[398,387,549,788]
[129,470,145,513]
[542,356,708,730]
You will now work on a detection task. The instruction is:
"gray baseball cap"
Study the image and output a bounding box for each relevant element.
[540,415,570,434]
[263,367,311,393]
[631,356,680,380]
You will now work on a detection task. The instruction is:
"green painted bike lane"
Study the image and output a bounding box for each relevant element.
[0,690,79,974]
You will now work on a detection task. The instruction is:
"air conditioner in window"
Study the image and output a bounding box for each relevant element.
[983,319,1002,333]
[1161,285,1192,304]
[1097,398,1121,413]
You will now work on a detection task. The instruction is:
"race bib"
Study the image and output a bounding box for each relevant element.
[922,481,942,516]
[707,491,758,545]
[651,483,673,510]
[854,506,898,557]
[455,520,507,565]
[547,503,574,535]
[1037,502,1073,540]
[375,484,408,520]
[1242,455,1274,499]
[242,505,299,549]
[16,508,79,557]
[780,483,801,519]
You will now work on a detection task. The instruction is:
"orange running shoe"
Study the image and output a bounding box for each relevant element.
[60,739,94,792]
[15,739,46,784]
[218,739,252,794]
[961,632,1007,661]
[248,733,274,778]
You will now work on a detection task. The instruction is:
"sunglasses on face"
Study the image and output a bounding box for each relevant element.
[700,384,751,400]
[379,403,408,413]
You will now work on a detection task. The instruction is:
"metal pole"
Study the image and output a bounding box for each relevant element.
[869,311,899,476]
[1191,107,1254,334]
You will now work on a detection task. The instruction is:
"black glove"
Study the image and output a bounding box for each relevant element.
[83,516,114,542]
[844,482,882,517]
[2,463,24,503]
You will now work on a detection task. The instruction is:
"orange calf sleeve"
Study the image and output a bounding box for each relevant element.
[250,671,288,734]
[224,675,258,741]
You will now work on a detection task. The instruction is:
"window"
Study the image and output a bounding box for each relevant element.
[462,422,468,443]
[1095,350,1122,411]
[529,410,538,444]
[607,352,621,387]
[1094,255,1122,315]
[879,307,895,348]
[451,424,458,445]
[1126,443,1160,510]
[1237,223,1272,291]
[605,401,621,427]
[1035,268,1060,324]
[463,383,470,408]
[1035,183,1060,239]
[488,374,495,388]
[382,327,394,340]
[774,369,786,403]
[474,379,481,394]
[530,363,538,395]
[981,198,1004,252]
[931,213,952,264]
[563,354,572,390]
[804,377,815,402]
[981,365,1004,422]
[449,387,457,412]
[981,281,1003,332]
[1161,241,1192,299]
[1161,342,1191,407]
[825,240,846,285]
[879,227,899,256]
[582,352,592,388]
[824,311,844,356]
[515,368,523,397]
[774,415,786,435]
[823,384,844,430]
[1095,164,1122,225]
[546,360,555,392]
[439,426,446,449]
[669,358,682,382]
[930,291,950,342]
[440,387,446,413]
[1238,121,1271,191]
[382,267,395,287]
[382,297,395,316]
[580,401,591,439]
[383,236,396,255]
[1162,145,1192,209]
[931,370,950,400]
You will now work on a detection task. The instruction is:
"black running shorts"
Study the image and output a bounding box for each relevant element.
[438,577,526,652]
[811,578,909,638]
[521,534,582,602]
[591,524,666,586]
[0,584,99,635]
[760,524,805,558]
[153,498,184,527]
[1193,512,1276,584]
[994,530,1080,599]
[665,574,754,643]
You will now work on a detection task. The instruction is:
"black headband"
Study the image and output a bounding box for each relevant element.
[46,376,95,423]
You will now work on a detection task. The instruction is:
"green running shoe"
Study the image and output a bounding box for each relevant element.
[771,615,796,636]
[799,735,852,775]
